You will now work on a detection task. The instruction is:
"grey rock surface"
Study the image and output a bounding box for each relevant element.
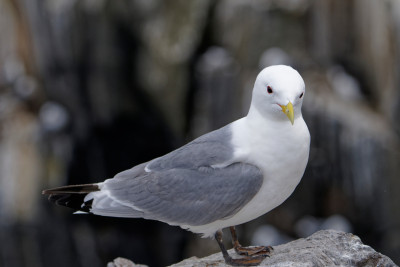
[113,230,398,267]
[107,257,148,267]
[170,230,397,267]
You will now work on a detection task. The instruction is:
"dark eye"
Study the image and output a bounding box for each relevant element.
[299,92,304,98]
[267,86,273,94]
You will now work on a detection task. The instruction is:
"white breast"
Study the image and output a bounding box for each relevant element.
[229,116,310,222]
[185,115,310,237]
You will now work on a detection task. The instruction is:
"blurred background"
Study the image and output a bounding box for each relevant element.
[0,0,399,266]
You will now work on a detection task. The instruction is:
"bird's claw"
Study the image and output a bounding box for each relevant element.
[225,254,269,266]
[234,245,273,256]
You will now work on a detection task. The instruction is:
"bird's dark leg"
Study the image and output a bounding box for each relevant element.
[229,226,272,256]
[215,230,267,266]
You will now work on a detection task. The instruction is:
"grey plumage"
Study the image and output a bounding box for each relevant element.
[102,162,262,225]
[88,124,263,226]
[146,124,234,171]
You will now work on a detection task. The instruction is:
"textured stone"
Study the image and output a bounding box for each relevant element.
[116,230,397,267]
[169,230,397,267]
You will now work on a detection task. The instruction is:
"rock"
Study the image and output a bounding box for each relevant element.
[112,230,398,267]
[172,230,397,267]
[107,257,148,267]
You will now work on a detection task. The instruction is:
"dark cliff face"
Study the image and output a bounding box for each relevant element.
[0,1,399,267]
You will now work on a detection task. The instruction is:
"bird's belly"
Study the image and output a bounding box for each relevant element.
[222,147,308,226]
[218,121,309,230]
[183,118,310,237]
[184,142,309,238]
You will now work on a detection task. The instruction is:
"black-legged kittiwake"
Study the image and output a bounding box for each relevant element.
[43,65,310,266]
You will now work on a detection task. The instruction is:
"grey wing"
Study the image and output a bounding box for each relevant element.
[89,124,263,225]
[145,124,234,171]
[103,162,263,226]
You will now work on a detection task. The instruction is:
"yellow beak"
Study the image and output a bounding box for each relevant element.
[280,101,294,125]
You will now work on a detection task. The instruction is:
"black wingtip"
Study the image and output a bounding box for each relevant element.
[48,194,94,212]
[43,183,100,211]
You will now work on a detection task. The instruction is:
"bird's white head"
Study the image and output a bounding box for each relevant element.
[249,65,305,125]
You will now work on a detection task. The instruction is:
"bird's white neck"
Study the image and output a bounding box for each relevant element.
[247,104,281,127]
[245,104,306,141]
[247,102,303,127]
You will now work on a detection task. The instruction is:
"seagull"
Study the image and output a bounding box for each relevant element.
[43,65,310,266]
